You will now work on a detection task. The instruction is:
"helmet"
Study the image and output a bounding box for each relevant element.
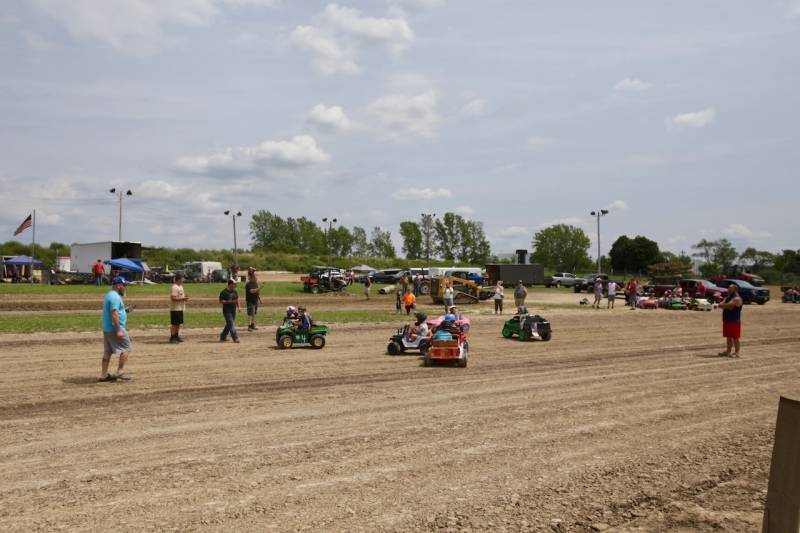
[286,305,296,313]
[444,313,456,321]
[517,306,528,314]
[414,312,427,321]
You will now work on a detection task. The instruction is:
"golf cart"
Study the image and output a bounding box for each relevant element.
[502,313,552,341]
[301,266,350,294]
[275,318,330,349]
[387,324,431,356]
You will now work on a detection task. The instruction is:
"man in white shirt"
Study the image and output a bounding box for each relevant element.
[170,273,190,343]
[606,280,617,309]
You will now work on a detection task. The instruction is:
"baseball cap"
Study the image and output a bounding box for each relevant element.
[111,276,129,286]
[227,278,238,284]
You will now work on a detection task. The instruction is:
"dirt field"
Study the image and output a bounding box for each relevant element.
[1,289,799,532]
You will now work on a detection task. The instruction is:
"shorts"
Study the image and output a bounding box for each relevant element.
[247,303,258,316]
[170,310,184,325]
[514,297,525,308]
[607,293,616,299]
[723,321,741,339]
[103,329,132,355]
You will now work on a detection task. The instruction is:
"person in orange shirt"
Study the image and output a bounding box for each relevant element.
[402,291,416,315]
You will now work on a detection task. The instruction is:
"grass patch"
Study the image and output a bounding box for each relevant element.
[0,308,409,334]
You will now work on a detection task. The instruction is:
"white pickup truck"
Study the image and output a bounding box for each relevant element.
[543,272,580,288]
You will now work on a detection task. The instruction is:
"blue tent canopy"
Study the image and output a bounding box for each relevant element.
[104,258,144,273]
[5,255,44,267]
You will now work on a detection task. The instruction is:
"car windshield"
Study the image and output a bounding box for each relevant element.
[733,280,755,288]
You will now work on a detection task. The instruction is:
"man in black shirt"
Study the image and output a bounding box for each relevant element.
[245,268,262,331]
[219,278,240,343]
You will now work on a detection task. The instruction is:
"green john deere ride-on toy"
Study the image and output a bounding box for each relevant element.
[275,319,330,349]
[501,313,552,341]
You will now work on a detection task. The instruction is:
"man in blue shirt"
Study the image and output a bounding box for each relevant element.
[99,276,132,382]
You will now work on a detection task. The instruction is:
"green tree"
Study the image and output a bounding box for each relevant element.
[739,247,774,271]
[456,218,491,264]
[369,227,396,258]
[351,226,370,256]
[294,217,326,255]
[328,226,354,257]
[692,238,737,275]
[434,213,460,261]
[399,221,423,259]
[531,224,592,271]
[420,214,436,261]
[250,210,292,252]
[609,235,660,274]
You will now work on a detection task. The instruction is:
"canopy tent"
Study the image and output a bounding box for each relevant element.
[104,258,144,273]
[349,264,377,273]
[5,255,44,267]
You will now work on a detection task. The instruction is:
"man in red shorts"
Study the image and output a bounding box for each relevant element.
[718,283,743,357]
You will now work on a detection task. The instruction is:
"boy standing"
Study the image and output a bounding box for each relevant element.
[169,273,189,343]
[245,268,262,331]
[219,279,240,343]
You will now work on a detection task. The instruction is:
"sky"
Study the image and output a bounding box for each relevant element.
[1,0,799,258]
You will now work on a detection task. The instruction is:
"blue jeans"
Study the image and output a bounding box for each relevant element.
[221,311,237,340]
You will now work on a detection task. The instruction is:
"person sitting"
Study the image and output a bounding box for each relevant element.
[409,312,429,341]
[515,305,529,318]
[285,305,298,320]
[447,305,464,321]
[293,306,311,333]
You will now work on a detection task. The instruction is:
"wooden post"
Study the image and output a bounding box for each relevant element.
[763,396,800,533]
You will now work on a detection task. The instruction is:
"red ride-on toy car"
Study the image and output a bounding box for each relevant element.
[424,318,469,368]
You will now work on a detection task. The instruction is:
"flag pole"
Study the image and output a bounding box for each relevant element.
[30,210,36,283]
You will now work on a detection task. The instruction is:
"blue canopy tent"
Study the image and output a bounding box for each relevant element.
[105,258,144,282]
[5,255,44,267]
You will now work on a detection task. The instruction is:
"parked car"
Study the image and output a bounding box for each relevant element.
[368,269,403,284]
[714,279,770,305]
[709,270,765,287]
[679,279,727,300]
[543,272,580,288]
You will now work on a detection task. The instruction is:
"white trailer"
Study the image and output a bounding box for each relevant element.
[183,261,223,281]
[70,241,142,274]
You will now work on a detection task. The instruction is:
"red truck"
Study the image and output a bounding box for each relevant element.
[645,279,728,301]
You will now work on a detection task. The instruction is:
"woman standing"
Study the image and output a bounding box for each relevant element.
[443,281,455,313]
[493,281,504,314]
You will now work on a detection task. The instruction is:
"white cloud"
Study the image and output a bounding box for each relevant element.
[535,217,583,230]
[453,205,475,215]
[496,226,528,238]
[367,90,440,139]
[391,187,452,200]
[527,136,557,149]
[322,4,414,53]
[669,108,717,129]
[491,163,521,175]
[722,223,771,240]
[290,25,360,75]
[137,180,186,199]
[29,0,276,55]
[387,0,444,16]
[613,77,652,92]
[176,135,329,178]
[607,199,629,210]
[461,98,486,116]
[292,3,415,74]
[306,104,357,133]
[788,0,800,17]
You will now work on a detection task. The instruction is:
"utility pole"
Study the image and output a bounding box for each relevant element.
[421,213,436,263]
[322,217,337,257]
[109,188,133,241]
[590,209,609,273]
[224,210,242,265]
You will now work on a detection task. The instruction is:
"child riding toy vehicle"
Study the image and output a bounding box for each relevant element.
[501,313,552,341]
[387,324,431,356]
[424,315,469,367]
[275,318,330,349]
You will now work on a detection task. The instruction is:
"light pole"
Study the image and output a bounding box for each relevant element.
[322,217,337,257]
[224,210,242,265]
[421,212,436,262]
[109,188,133,241]
[590,209,609,273]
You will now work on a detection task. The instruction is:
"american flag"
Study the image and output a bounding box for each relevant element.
[13,214,32,236]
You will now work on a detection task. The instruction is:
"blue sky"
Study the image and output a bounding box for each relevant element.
[1,0,798,258]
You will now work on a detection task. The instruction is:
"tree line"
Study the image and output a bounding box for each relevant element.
[527,223,800,283]
[249,211,492,263]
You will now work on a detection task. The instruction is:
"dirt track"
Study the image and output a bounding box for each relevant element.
[1,294,799,532]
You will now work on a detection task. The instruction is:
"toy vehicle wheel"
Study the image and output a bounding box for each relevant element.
[419,342,429,356]
[420,284,430,295]
[387,341,401,355]
[458,350,468,368]
[310,334,326,349]
[277,334,294,349]
[541,331,552,341]
[423,353,431,366]
[502,327,513,338]
[310,285,320,294]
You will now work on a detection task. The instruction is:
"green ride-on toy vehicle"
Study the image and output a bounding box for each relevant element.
[502,314,552,341]
[275,319,330,349]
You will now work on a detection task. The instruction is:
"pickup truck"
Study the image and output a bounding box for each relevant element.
[714,279,770,305]
[573,273,624,294]
[645,279,728,300]
[543,272,580,288]
[709,271,765,287]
